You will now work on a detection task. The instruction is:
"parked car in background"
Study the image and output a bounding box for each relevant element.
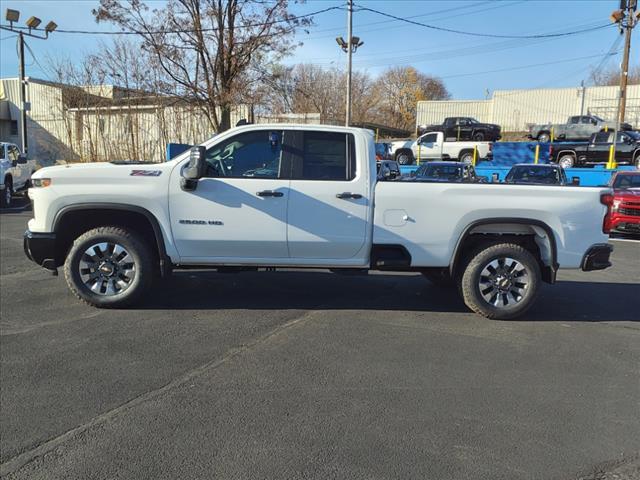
[528,115,632,143]
[549,130,640,169]
[417,117,501,141]
[504,164,572,186]
[1,142,35,207]
[404,161,486,183]
[375,142,392,161]
[390,131,492,165]
[607,171,640,236]
[376,159,401,181]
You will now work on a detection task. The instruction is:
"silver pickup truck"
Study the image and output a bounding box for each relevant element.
[528,115,632,143]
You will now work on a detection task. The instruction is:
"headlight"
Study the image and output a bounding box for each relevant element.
[31,178,52,188]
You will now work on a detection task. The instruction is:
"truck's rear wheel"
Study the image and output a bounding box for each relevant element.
[558,154,575,169]
[64,226,153,308]
[537,132,550,143]
[460,243,540,320]
[459,151,474,164]
[395,150,414,165]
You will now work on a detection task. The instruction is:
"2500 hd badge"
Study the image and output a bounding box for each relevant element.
[178,219,224,225]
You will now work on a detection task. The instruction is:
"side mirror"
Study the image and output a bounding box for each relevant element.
[491,173,500,182]
[410,170,416,177]
[571,176,580,186]
[17,154,27,164]
[381,166,391,179]
[181,146,207,191]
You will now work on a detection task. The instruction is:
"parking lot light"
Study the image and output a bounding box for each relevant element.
[5,8,20,24]
[25,16,41,29]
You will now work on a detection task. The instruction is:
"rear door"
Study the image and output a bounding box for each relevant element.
[586,131,612,164]
[286,130,370,261]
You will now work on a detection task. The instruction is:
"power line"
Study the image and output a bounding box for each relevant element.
[353,4,614,39]
[438,51,620,80]
[0,5,344,36]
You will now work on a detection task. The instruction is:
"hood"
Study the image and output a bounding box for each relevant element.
[614,188,640,198]
[32,161,173,185]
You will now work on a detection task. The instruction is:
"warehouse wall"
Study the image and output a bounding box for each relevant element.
[417,84,640,132]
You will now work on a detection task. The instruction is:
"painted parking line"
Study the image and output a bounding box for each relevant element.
[609,238,640,243]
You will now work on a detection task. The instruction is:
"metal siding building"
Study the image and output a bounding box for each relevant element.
[417,84,640,132]
[0,77,251,163]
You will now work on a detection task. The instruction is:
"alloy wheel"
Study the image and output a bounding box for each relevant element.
[478,257,529,308]
[79,242,136,296]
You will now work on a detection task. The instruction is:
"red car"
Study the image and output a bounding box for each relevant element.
[606,171,640,236]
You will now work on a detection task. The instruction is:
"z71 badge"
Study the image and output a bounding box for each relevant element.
[130,170,162,176]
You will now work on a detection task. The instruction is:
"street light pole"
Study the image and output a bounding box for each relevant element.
[618,0,635,124]
[1,9,57,157]
[345,0,353,127]
[18,31,28,155]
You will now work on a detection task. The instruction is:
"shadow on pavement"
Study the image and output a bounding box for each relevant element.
[138,270,640,322]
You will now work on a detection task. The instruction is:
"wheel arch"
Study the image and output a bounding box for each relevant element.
[450,218,558,284]
[555,149,577,163]
[52,203,171,275]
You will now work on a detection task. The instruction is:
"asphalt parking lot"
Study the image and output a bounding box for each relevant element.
[1,198,639,480]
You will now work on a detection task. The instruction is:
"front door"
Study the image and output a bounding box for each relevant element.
[169,129,290,261]
[286,130,370,261]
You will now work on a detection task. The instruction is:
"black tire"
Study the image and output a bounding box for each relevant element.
[460,243,541,320]
[459,151,474,164]
[1,178,13,208]
[395,150,414,165]
[63,226,154,308]
[472,131,485,141]
[557,153,575,169]
[634,154,640,170]
[422,269,455,288]
[537,132,550,143]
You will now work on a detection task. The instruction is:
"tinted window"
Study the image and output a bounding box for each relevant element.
[612,174,640,189]
[569,117,580,124]
[593,132,610,144]
[295,131,355,181]
[421,133,438,143]
[417,164,462,179]
[203,130,282,178]
[580,116,593,124]
[0,145,4,159]
[506,166,560,184]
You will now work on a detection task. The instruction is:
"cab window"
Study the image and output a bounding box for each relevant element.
[203,130,283,178]
[569,117,580,124]
[294,131,355,181]
[421,133,438,144]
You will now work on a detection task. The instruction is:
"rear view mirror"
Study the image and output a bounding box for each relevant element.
[572,176,580,186]
[181,146,207,191]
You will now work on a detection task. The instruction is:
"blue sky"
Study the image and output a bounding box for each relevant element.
[0,0,637,99]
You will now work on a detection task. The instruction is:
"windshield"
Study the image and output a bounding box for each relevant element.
[592,115,605,122]
[416,164,462,179]
[612,174,640,189]
[506,166,561,184]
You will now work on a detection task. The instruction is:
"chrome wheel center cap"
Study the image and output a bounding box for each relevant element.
[99,262,115,276]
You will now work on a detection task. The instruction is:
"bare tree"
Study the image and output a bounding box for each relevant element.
[93,0,310,132]
[374,66,449,131]
[590,65,640,86]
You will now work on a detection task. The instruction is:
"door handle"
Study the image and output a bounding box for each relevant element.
[336,192,363,200]
[257,190,283,197]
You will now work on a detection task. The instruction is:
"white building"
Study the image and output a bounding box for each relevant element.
[417,84,640,132]
[0,77,250,163]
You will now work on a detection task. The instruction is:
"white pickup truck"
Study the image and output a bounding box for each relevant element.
[1,142,35,207]
[24,124,613,319]
[390,131,492,165]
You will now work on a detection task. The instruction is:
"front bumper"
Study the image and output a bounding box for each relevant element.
[581,243,613,271]
[23,230,57,271]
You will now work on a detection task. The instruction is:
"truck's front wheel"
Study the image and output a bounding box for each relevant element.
[460,243,540,320]
[395,150,414,165]
[64,226,153,308]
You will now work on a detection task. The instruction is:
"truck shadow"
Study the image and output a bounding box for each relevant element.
[140,271,639,322]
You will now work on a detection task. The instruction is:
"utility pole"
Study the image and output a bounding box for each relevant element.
[335,1,362,127]
[18,32,27,155]
[346,0,353,127]
[0,9,58,157]
[579,80,586,118]
[617,0,636,124]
